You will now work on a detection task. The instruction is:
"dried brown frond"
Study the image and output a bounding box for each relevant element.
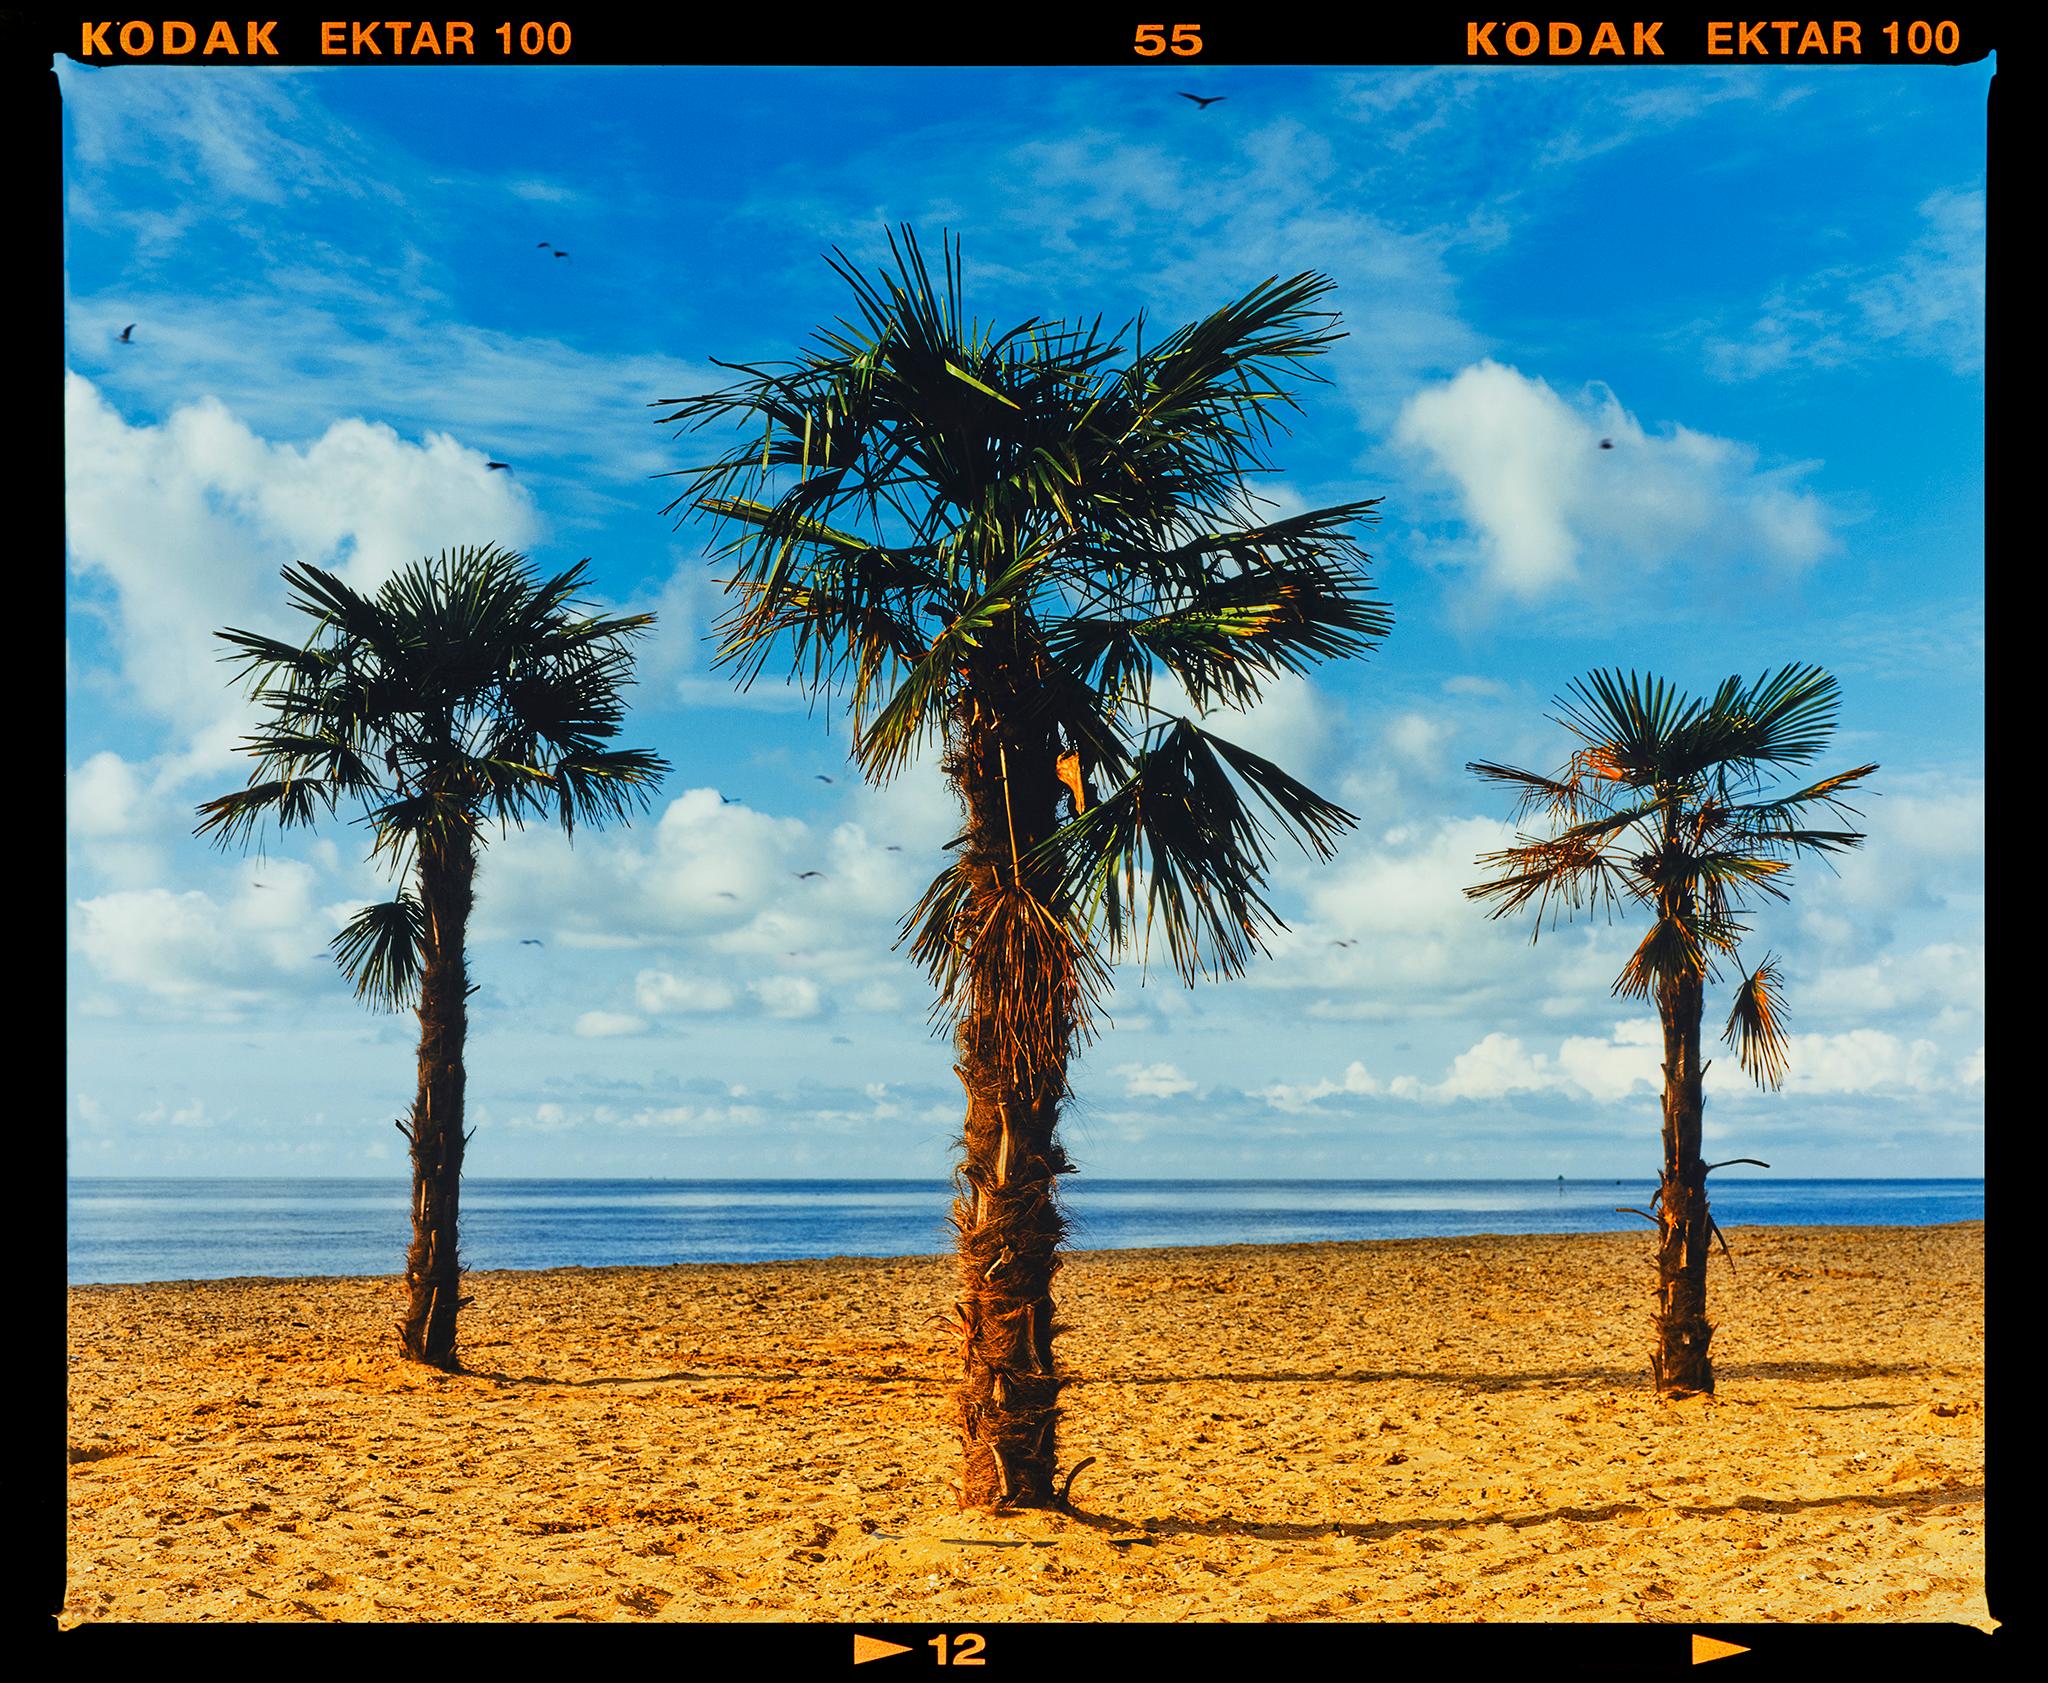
[1724,954,1791,1090]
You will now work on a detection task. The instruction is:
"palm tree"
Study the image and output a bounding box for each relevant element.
[1464,667,1878,1396]
[654,229,1391,1508]
[196,545,669,1370]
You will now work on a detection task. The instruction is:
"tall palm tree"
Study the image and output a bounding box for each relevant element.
[1464,667,1878,1395]
[196,545,669,1370]
[654,229,1391,1509]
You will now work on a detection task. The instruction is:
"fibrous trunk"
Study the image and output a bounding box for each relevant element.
[1652,969,1713,1395]
[947,687,1076,1510]
[400,828,474,1369]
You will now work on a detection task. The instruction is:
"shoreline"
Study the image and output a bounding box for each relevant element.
[66,1222,1987,1625]
[66,1215,1988,1292]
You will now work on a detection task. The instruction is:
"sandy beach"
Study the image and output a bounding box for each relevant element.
[63,1221,1987,1626]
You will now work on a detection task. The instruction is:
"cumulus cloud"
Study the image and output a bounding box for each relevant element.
[1118,1061,1198,1100]
[1395,360,1835,601]
[634,970,739,1015]
[1258,1013,1971,1114]
[1260,1059,1381,1113]
[66,374,540,769]
[71,860,335,1012]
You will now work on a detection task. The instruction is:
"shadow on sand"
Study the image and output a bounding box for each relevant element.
[1064,1480,1985,1545]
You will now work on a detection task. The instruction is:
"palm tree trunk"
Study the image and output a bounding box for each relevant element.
[947,695,1075,1510]
[1652,968,1714,1394]
[400,828,474,1369]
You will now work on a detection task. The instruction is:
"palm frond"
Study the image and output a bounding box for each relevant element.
[1045,716,1355,983]
[1612,909,1709,1000]
[1688,664,1844,772]
[330,893,427,1013]
[1724,954,1791,1089]
[1467,832,1634,927]
[1468,759,1615,829]
[1552,669,1702,784]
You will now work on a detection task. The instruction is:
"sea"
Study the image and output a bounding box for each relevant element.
[65,1177,1985,1286]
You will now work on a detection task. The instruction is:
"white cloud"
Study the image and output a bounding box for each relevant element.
[1395,360,1835,601]
[66,375,540,769]
[634,970,739,1015]
[1118,1061,1197,1100]
[1771,1029,1949,1098]
[71,861,332,1010]
[573,1011,647,1038]
[1260,1059,1380,1113]
[68,751,149,837]
[753,975,823,1020]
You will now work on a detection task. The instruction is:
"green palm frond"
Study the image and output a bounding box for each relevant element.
[199,544,671,1016]
[194,776,341,847]
[852,554,1035,781]
[1690,664,1844,773]
[331,893,427,1013]
[1050,557,1390,713]
[1045,717,1357,983]
[1724,954,1791,1089]
[659,228,1385,1041]
[1553,669,1703,785]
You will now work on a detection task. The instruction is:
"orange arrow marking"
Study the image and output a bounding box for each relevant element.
[853,1634,915,1665]
[1692,1634,1751,1665]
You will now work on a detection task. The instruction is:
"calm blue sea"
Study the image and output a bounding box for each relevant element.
[65,1177,1985,1286]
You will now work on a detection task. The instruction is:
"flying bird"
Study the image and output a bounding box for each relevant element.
[795,871,826,881]
[1330,938,1357,948]
[719,795,740,805]
[814,774,835,784]
[1179,92,1226,109]
[520,939,544,947]
[1599,438,1615,449]
[885,845,903,852]
[116,323,135,343]
[486,461,511,471]
[715,890,738,900]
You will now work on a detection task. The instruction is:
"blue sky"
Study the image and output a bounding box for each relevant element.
[62,60,1987,1179]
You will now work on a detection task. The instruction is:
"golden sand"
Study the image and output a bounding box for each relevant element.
[63,1222,1986,1625]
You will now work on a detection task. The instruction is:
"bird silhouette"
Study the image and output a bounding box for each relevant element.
[715,890,738,900]
[116,323,135,343]
[885,845,903,852]
[552,249,570,260]
[814,774,835,784]
[1179,92,1226,109]
[1599,438,1615,449]
[795,871,825,881]
[538,242,551,248]
[719,795,740,805]
[520,939,544,947]
[1330,938,1357,948]
[486,461,511,472]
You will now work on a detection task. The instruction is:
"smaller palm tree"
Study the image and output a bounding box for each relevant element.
[1465,666,1878,1395]
[196,545,668,1368]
